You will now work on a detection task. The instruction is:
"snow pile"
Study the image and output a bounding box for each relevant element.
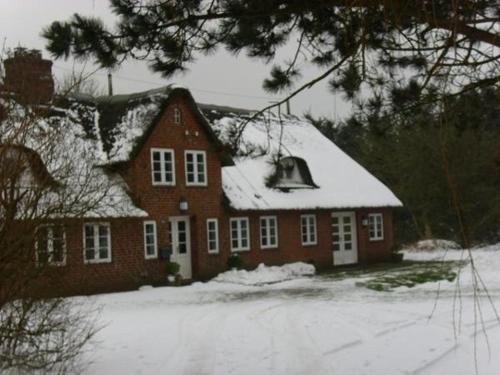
[213,262,315,286]
[211,113,402,210]
[406,239,461,252]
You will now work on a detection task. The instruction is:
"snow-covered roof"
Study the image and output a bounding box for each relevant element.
[0,97,146,218]
[202,105,402,210]
[2,85,401,218]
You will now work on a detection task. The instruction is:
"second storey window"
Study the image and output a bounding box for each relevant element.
[143,221,158,259]
[206,219,219,254]
[36,225,66,265]
[260,216,278,249]
[368,213,384,241]
[230,217,250,252]
[84,223,111,263]
[185,150,207,186]
[151,148,175,186]
[301,214,317,246]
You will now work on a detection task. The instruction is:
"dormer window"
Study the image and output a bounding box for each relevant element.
[273,156,318,190]
[174,107,181,124]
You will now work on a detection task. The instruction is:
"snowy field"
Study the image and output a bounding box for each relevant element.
[79,243,500,375]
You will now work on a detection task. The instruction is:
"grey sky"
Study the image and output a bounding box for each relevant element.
[0,0,351,118]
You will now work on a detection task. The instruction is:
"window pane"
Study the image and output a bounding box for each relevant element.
[85,249,95,260]
[153,152,160,161]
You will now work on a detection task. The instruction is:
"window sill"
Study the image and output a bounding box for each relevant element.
[261,246,279,250]
[369,238,385,242]
[231,248,250,253]
[84,259,112,265]
[152,183,176,187]
[302,242,318,247]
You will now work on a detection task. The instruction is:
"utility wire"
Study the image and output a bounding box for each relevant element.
[52,64,280,101]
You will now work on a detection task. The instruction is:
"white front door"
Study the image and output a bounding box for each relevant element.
[332,212,358,266]
[168,216,192,279]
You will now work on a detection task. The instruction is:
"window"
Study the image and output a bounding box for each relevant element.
[174,107,181,124]
[368,213,384,241]
[84,223,111,263]
[206,219,219,254]
[143,221,158,259]
[301,214,317,246]
[151,148,175,186]
[36,225,66,265]
[230,217,250,252]
[185,150,207,186]
[260,216,278,249]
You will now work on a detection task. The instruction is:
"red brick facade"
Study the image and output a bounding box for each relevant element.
[37,96,395,296]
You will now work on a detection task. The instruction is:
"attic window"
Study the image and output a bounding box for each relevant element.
[273,156,318,190]
[174,107,181,124]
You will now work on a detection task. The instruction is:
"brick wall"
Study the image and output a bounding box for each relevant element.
[2,49,54,104]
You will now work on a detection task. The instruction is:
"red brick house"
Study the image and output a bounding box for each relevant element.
[1,50,402,295]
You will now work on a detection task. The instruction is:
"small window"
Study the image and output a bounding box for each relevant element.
[36,225,66,266]
[185,150,207,186]
[368,213,384,241]
[301,214,317,246]
[230,217,250,252]
[151,148,175,186]
[143,221,158,259]
[84,223,111,263]
[174,107,181,124]
[260,216,278,249]
[206,219,219,254]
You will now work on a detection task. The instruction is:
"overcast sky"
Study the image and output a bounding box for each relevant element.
[0,0,351,118]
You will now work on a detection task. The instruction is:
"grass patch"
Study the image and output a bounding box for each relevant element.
[356,260,467,291]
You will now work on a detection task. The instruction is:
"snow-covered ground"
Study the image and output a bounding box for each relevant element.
[78,243,500,375]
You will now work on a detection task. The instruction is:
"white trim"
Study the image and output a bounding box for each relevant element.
[173,106,182,124]
[206,218,219,254]
[368,213,384,241]
[301,214,318,246]
[151,148,176,186]
[35,224,66,266]
[260,215,278,249]
[184,150,208,186]
[143,220,158,259]
[83,222,112,264]
[230,217,250,252]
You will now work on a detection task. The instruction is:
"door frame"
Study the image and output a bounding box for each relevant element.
[331,211,358,266]
[168,216,192,279]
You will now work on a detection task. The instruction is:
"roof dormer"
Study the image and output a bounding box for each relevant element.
[272,156,318,190]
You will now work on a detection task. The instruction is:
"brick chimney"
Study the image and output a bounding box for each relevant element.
[2,47,55,104]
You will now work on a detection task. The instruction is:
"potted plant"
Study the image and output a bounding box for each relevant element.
[166,261,180,283]
[227,254,244,270]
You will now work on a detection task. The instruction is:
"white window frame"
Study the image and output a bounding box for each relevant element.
[83,223,112,264]
[173,106,182,124]
[230,217,250,252]
[260,215,278,249]
[143,221,158,259]
[184,150,207,186]
[206,218,219,254]
[151,148,176,186]
[35,224,66,266]
[368,213,384,241]
[301,214,317,246]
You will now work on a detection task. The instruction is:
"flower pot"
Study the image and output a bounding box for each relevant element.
[167,275,176,283]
